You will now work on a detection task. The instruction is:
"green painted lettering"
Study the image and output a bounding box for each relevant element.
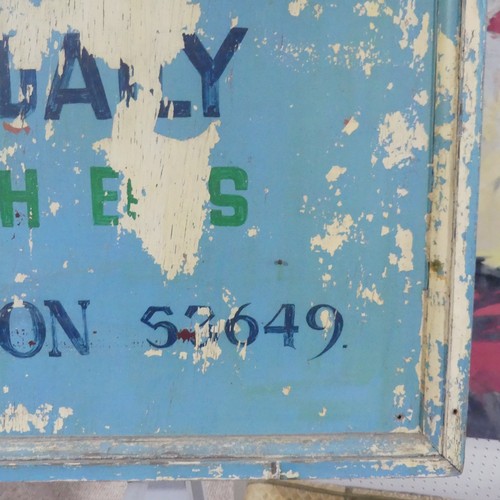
[126,178,138,220]
[208,167,248,227]
[90,166,119,226]
[0,169,39,228]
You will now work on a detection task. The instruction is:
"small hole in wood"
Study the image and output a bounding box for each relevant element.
[396,414,404,421]
[274,259,288,266]
[453,409,458,415]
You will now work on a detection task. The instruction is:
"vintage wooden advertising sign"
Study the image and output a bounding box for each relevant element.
[0,0,485,481]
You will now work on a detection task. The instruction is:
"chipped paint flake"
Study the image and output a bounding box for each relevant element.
[393,384,406,408]
[14,273,28,283]
[412,12,430,66]
[282,386,291,396]
[395,225,414,272]
[378,111,428,169]
[11,295,24,308]
[313,4,323,19]
[49,201,61,216]
[357,283,384,305]
[144,349,163,358]
[288,0,308,17]
[52,407,73,435]
[45,120,54,140]
[342,117,359,135]
[282,470,300,479]
[0,403,55,434]
[310,214,354,258]
[393,0,419,50]
[326,165,347,183]
[356,1,381,17]
[318,407,327,417]
[247,226,259,237]
[414,90,429,106]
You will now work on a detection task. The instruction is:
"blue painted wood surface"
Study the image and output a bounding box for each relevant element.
[0,0,485,480]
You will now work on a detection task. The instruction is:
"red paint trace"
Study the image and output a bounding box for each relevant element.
[488,11,500,34]
[177,329,196,343]
[3,122,30,135]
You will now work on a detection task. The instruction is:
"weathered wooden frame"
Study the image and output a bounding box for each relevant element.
[0,0,484,481]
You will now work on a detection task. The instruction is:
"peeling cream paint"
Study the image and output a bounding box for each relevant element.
[45,120,54,140]
[342,117,359,135]
[329,41,381,77]
[0,144,18,166]
[403,277,412,294]
[288,0,308,17]
[282,470,300,479]
[357,283,384,305]
[0,403,52,433]
[378,111,428,169]
[192,320,222,373]
[0,403,72,434]
[52,407,74,434]
[313,4,323,19]
[144,349,163,358]
[49,201,61,216]
[282,386,291,396]
[393,384,406,408]
[435,122,454,141]
[237,340,248,361]
[363,2,381,17]
[326,165,347,183]
[2,0,226,281]
[11,295,24,308]
[393,0,419,50]
[392,225,414,272]
[2,387,8,394]
[247,227,259,238]
[14,273,28,283]
[222,288,236,307]
[435,32,459,101]
[310,214,354,258]
[318,407,327,417]
[411,12,430,67]
[413,90,429,106]
[443,0,481,464]
[98,111,220,281]
[420,0,480,462]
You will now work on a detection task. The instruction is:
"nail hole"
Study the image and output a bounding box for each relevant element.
[396,414,404,421]
[342,345,348,349]
[453,409,458,415]
[274,259,288,266]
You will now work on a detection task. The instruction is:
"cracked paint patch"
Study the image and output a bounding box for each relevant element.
[311,214,355,258]
[377,111,428,169]
[0,403,73,434]
[357,283,384,305]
